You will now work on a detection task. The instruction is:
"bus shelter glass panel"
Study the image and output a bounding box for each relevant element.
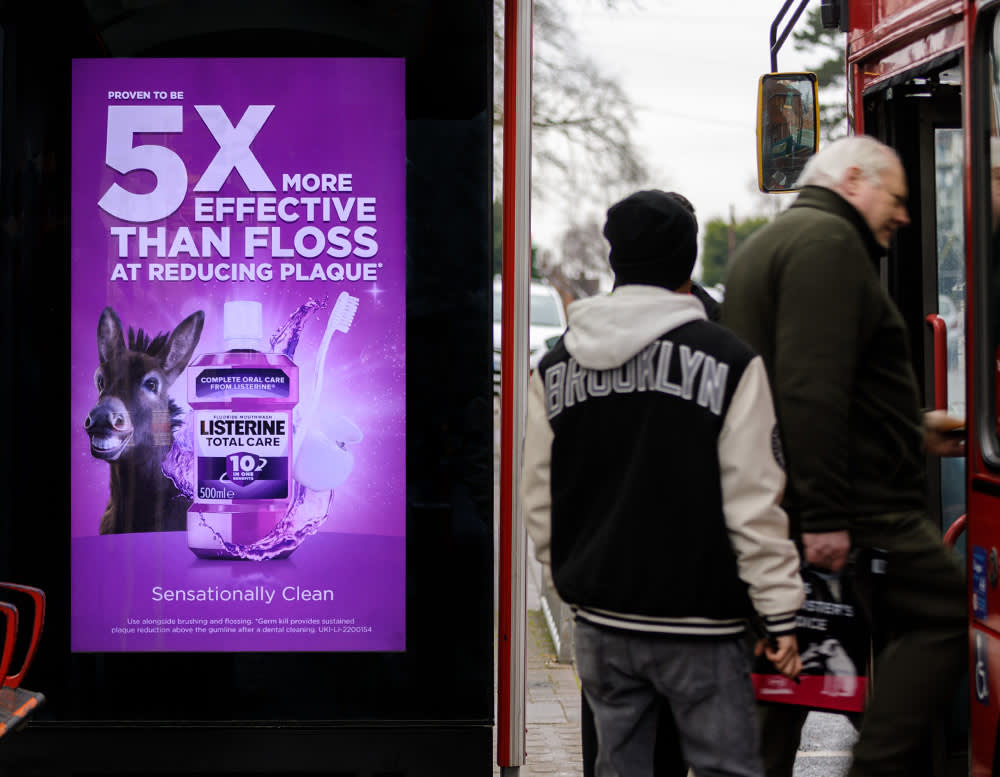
[0,0,494,735]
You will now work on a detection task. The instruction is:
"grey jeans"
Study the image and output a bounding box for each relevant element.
[575,620,763,777]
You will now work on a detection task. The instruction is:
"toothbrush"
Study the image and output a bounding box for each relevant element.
[295,291,359,455]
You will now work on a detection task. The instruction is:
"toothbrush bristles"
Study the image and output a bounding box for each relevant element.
[332,292,359,333]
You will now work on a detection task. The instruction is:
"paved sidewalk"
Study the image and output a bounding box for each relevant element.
[493,396,584,776]
[493,569,584,777]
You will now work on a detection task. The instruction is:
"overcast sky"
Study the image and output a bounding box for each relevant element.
[529,0,820,277]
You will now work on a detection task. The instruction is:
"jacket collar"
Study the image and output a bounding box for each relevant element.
[790,185,885,266]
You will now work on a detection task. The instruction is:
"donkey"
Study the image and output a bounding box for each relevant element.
[84,307,204,534]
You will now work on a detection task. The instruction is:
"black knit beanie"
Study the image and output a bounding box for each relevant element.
[603,189,698,290]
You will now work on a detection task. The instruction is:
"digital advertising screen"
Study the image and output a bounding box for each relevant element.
[69,58,406,653]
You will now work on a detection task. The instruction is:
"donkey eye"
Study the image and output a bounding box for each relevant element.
[143,377,159,393]
[94,372,105,392]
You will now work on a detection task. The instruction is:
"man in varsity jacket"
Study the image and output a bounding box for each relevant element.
[522,189,804,777]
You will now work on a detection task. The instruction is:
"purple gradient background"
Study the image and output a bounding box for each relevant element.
[70,59,405,652]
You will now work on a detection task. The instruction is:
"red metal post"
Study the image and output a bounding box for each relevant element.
[498,0,532,771]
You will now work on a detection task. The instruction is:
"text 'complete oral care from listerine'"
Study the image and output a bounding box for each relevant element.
[185,295,360,560]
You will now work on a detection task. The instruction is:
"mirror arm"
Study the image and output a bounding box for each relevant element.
[770,0,811,71]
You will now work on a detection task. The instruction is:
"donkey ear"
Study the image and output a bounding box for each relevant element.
[159,310,205,387]
[97,307,126,365]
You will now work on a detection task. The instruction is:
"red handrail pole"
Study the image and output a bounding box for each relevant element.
[498,0,532,771]
[925,314,948,411]
[943,514,967,550]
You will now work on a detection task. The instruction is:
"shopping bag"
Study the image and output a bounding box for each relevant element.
[751,551,882,714]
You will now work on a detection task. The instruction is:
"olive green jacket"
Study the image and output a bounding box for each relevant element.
[721,186,926,535]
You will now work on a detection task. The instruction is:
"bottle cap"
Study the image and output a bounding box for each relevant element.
[223,300,263,350]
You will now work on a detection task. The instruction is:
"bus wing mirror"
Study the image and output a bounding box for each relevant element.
[757,72,819,193]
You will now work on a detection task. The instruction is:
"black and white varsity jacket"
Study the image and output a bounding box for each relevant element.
[522,285,803,638]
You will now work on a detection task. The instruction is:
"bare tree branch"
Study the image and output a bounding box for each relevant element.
[493,0,647,206]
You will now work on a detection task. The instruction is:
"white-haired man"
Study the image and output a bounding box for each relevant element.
[722,135,967,777]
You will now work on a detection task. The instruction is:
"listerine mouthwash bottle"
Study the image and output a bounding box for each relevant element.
[186,300,299,559]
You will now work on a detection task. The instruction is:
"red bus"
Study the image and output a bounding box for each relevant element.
[765,0,1000,773]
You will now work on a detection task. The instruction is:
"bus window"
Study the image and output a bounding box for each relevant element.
[935,127,967,545]
[936,128,966,422]
[991,133,1000,440]
[989,13,1000,446]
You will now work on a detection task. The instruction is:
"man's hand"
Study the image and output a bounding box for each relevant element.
[802,530,851,572]
[754,634,802,680]
[924,410,966,457]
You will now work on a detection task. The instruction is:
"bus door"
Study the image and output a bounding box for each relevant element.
[861,56,969,775]
[862,58,967,553]
[969,4,1000,772]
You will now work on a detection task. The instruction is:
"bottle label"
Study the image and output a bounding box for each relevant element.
[194,367,291,398]
[194,410,290,500]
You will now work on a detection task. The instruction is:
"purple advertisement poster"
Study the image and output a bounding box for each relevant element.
[70,59,406,652]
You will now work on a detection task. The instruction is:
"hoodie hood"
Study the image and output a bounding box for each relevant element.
[564,285,706,370]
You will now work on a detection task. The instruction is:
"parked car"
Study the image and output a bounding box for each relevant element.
[492,278,567,393]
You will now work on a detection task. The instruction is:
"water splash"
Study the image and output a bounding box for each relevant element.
[270,297,327,358]
[164,297,339,560]
[188,484,334,561]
